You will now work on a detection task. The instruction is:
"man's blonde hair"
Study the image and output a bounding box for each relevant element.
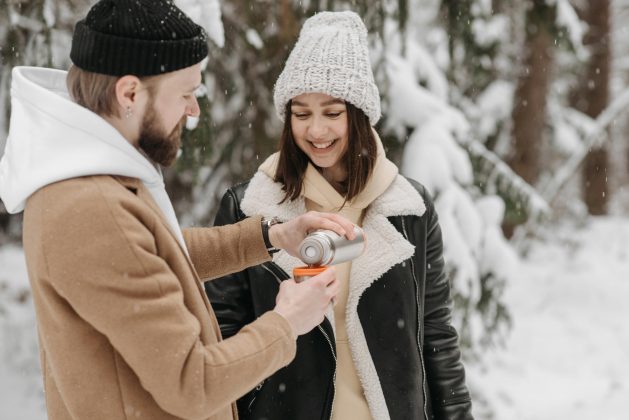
[66,65,121,118]
[66,66,158,118]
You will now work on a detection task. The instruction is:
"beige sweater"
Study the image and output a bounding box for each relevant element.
[260,132,398,419]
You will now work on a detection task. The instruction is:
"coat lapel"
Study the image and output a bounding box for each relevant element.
[344,176,424,420]
[240,170,426,420]
[114,176,198,276]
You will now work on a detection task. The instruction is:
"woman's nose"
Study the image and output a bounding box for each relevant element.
[308,116,328,139]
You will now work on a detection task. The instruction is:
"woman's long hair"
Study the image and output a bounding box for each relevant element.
[274,100,377,204]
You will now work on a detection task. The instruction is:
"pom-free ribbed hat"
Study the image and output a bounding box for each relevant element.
[273,11,381,125]
[70,0,208,76]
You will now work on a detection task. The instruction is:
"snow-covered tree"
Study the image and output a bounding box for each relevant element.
[0,0,89,242]
[368,0,521,353]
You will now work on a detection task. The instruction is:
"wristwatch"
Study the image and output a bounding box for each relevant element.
[261,216,281,255]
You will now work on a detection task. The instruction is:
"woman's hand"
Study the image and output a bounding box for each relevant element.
[268,211,356,257]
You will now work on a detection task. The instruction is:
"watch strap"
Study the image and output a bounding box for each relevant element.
[261,217,280,254]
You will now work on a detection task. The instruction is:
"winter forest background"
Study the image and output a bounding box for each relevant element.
[1,0,628,418]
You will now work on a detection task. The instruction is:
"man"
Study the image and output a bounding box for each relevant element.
[0,1,353,419]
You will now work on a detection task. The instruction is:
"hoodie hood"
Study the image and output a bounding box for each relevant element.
[0,66,163,214]
[0,66,188,254]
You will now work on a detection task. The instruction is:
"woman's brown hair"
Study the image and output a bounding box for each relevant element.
[274,100,378,204]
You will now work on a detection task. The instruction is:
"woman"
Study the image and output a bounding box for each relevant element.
[205,11,474,420]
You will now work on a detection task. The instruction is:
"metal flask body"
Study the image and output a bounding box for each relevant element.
[298,225,366,266]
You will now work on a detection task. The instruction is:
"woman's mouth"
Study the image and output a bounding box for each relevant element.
[309,139,337,150]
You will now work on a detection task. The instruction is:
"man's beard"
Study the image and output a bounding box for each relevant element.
[138,105,186,167]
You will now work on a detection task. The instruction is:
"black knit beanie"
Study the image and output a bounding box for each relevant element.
[70,0,208,76]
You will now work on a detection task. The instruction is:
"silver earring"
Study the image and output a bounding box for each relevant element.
[125,107,133,119]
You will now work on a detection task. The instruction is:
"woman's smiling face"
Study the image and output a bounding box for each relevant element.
[290,92,349,178]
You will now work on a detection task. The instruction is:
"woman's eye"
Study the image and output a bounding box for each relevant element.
[327,112,342,118]
[292,112,309,119]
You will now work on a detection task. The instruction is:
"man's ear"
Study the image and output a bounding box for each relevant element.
[114,75,142,114]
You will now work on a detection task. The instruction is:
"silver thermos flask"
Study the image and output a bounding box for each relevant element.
[298,225,366,266]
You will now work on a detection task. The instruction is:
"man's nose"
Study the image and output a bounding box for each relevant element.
[187,96,200,117]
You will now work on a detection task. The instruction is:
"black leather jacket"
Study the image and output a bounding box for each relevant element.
[205,178,473,420]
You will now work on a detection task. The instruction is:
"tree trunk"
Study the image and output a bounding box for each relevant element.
[503,0,555,236]
[578,0,611,215]
[508,0,555,187]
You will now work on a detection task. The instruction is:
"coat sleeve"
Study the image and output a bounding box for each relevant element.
[421,189,474,420]
[204,187,257,338]
[41,181,295,419]
[182,213,270,281]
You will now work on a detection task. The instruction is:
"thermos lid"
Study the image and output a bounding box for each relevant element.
[299,236,327,265]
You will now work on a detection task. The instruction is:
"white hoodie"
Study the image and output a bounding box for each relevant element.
[0,66,187,252]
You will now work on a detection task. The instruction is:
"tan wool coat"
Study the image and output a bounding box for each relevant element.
[22,174,296,420]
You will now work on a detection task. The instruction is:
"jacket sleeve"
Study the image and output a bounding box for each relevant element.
[421,189,474,420]
[182,212,270,281]
[41,181,295,419]
[204,187,257,338]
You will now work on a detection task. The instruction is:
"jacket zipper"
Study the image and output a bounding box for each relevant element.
[261,263,337,419]
[247,381,265,411]
[401,218,429,420]
[317,324,337,420]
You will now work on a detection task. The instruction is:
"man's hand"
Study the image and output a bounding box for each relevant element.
[273,267,339,336]
[268,211,355,257]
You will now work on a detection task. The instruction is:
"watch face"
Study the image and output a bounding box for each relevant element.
[266,216,281,226]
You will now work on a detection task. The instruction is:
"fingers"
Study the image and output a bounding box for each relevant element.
[311,267,336,287]
[322,213,356,239]
[315,269,338,306]
[326,278,340,300]
[305,211,356,239]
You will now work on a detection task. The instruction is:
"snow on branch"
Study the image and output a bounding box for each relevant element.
[175,0,225,48]
[466,139,551,219]
[541,87,629,204]
[555,0,588,59]
[9,10,45,33]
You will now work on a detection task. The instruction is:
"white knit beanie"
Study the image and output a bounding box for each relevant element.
[273,11,381,126]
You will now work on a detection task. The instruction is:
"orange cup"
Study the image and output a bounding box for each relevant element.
[293,266,327,283]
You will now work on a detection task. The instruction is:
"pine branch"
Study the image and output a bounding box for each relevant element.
[464,138,551,219]
[541,87,629,205]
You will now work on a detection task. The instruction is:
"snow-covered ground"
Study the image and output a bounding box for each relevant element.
[468,217,629,420]
[0,245,46,420]
[1,217,628,419]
